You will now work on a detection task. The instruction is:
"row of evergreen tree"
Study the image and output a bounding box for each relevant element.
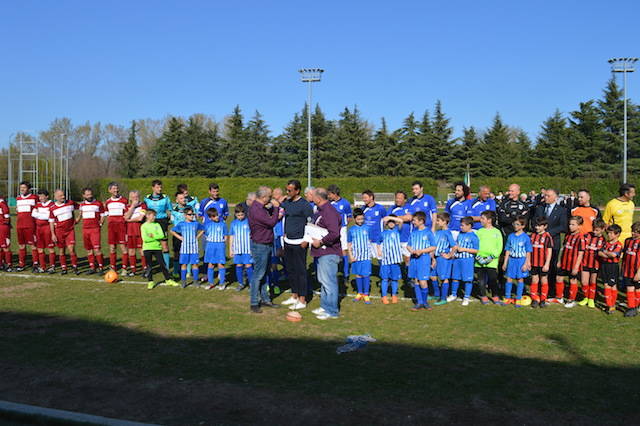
[117,79,640,179]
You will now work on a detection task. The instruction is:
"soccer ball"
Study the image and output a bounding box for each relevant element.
[286,311,302,322]
[104,270,119,283]
[520,295,532,306]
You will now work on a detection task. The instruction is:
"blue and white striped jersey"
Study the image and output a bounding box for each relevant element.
[455,231,480,259]
[435,229,457,257]
[205,220,227,243]
[348,225,372,261]
[173,221,204,254]
[229,219,251,254]
[408,228,436,254]
[505,232,532,258]
[331,197,352,227]
[381,228,403,265]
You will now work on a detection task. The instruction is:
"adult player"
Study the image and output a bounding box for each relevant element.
[445,182,470,238]
[144,180,173,271]
[361,190,387,259]
[388,191,412,264]
[199,182,229,225]
[571,189,601,234]
[15,181,39,271]
[32,189,56,272]
[0,194,12,271]
[49,189,79,275]
[497,183,530,236]
[124,190,147,276]
[404,181,438,231]
[603,183,636,242]
[328,184,353,277]
[467,185,497,230]
[77,187,105,274]
[104,182,129,273]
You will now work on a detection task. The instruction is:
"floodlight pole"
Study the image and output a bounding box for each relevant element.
[299,68,324,188]
[609,57,638,183]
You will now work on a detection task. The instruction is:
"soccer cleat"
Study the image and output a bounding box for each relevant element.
[462,298,470,307]
[391,295,398,304]
[4,266,12,272]
[251,306,263,314]
[165,279,179,287]
[548,297,564,304]
[316,312,338,320]
[480,297,490,305]
[577,298,589,306]
[15,266,24,272]
[181,281,188,289]
[32,265,39,273]
[564,300,576,308]
[289,301,307,310]
[363,295,371,304]
[119,268,128,276]
[446,295,456,303]
[127,271,136,277]
[282,296,298,306]
[539,301,547,308]
[624,308,638,317]
[36,267,45,274]
[312,307,326,315]
[235,284,246,292]
[434,299,447,306]
[503,298,514,305]
[86,269,96,275]
[606,306,615,315]
[147,281,155,290]
[381,296,389,305]
[531,300,539,308]
[587,299,596,309]
[410,304,424,311]
[217,284,226,291]
[205,284,215,290]
[46,267,55,274]
[73,267,80,275]
[60,269,67,275]
[96,267,103,274]
[353,293,363,302]
[423,303,432,311]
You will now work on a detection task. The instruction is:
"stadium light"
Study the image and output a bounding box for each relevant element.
[608,57,638,183]
[298,68,324,188]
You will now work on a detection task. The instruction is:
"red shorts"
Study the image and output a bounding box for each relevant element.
[83,228,102,250]
[36,225,54,249]
[17,226,35,245]
[126,234,142,249]
[0,225,10,249]
[108,222,126,245]
[55,227,76,248]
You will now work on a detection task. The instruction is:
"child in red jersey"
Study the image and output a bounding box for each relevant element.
[552,216,585,308]
[599,224,622,314]
[578,219,606,308]
[621,222,640,317]
[530,216,553,308]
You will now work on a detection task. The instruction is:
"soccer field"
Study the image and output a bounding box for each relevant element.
[1,271,639,425]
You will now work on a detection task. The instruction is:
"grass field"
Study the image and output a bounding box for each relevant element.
[1,213,640,424]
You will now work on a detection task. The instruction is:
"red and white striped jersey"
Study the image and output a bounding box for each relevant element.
[50,200,78,231]
[16,193,38,228]
[0,199,10,226]
[78,199,105,229]
[105,197,128,224]
[32,201,54,226]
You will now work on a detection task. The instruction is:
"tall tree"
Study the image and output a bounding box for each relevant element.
[242,111,271,177]
[149,117,185,176]
[532,110,571,177]
[479,114,515,177]
[431,100,455,179]
[370,118,402,176]
[117,121,141,178]
[217,106,246,177]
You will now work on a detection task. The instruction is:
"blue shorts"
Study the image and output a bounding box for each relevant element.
[351,260,372,276]
[506,256,529,280]
[233,253,253,265]
[452,257,474,282]
[380,263,401,280]
[436,257,453,280]
[204,242,226,265]
[409,255,431,280]
[179,253,200,265]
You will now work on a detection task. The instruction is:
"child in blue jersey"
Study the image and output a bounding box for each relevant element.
[170,207,205,288]
[451,217,479,306]
[203,208,228,291]
[348,208,374,304]
[407,211,437,311]
[502,216,532,307]
[228,205,253,292]
[433,212,457,306]
[378,215,405,304]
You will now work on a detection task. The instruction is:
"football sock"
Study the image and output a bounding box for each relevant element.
[110,253,117,269]
[627,289,636,309]
[130,255,137,273]
[88,253,95,269]
[451,280,460,298]
[96,254,104,268]
[432,280,440,298]
[180,269,187,281]
[541,282,548,301]
[39,252,46,268]
[5,251,12,267]
[31,249,39,266]
[192,267,199,282]
[516,281,524,300]
[70,254,78,268]
[588,282,597,300]
[381,279,389,297]
[414,284,424,305]
[59,254,67,269]
[531,282,539,301]
[235,266,244,284]
[440,281,449,301]
[464,282,473,299]
[122,253,129,270]
[218,268,226,285]
[140,254,147,269]
[363,276,371,295]
[18,248,26,267]
[568,282,578,301]
[555,281,564,299]
[612,289,618,307]
[391,280,398,295]
[421,286,429,302]
[355,277,363,294]
[581,283,589,299]
[49,252,56,267]
[208,266,215,283]
[505,281,512,300]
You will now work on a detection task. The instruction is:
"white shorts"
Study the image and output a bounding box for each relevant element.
[370,242,382,260]
[401,242,410,257]
[340,227,348,252]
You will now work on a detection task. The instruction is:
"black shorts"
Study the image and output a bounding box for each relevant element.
[530,266,548,277]
[557,268,580,280]
[599,263,619,287]
[622,277,640,289]
[172,236,182,255]
[156,218,169,241]
[582,266,599,273]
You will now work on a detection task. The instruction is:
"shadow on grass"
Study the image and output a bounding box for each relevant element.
[0,311,637,425]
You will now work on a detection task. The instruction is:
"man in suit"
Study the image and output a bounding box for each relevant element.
[535,188,567,288]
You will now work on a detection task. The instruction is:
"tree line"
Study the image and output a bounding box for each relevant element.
[5,78,639,190]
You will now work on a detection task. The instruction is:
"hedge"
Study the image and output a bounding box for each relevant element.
[92,176,633,206]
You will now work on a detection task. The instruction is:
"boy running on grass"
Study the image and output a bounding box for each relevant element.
[529,216,553,308]
[170,206,205,288]
[203,208,228,291]
[378,215,404,304]
[502,216,532,307]
[141,209,177,289]
[552,216,586,308]
[407,211,437,311]
[474,210,503,305]
[578,219,606,307]
[600,224,622,314]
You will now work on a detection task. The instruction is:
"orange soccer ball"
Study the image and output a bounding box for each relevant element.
[104,270,119,283]
[286,311,302,322]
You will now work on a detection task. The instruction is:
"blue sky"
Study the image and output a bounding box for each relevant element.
[1,0,638,145]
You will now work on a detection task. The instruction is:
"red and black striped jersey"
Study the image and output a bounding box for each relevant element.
[530,231,553,267]
[560,233,585,271]
[622,238,640,279]
[582,232,605,270]
[601,240,622,264]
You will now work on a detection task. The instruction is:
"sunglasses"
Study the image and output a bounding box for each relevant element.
[185,213,195,216]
